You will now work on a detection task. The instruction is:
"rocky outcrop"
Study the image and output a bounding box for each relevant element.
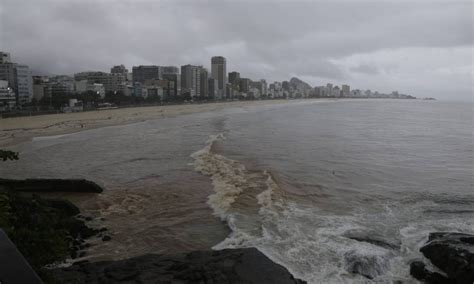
[0,189,106,281]
[411,232,474,284]
[0,178,104,193]
[51,248,306,284]
[410,261,448,283]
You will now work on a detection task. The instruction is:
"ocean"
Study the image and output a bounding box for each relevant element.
[2,99,473,282]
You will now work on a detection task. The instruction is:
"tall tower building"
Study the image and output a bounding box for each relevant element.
[211,56,227,93]
[200,68,209,98]
[228,71,240,85]
[341,84,350,97]
[181,64,202,98]
[15,65,33,105]
[326,83,333,97]
[0,52,33,105]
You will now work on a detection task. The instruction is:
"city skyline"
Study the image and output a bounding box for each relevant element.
[0,1,472,101]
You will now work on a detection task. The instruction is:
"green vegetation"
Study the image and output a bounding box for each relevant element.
[0,191,71,281]
[0,149,98,282]
[0,150,19,161]
[0,191,70,268]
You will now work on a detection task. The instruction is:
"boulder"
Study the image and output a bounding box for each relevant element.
[0,178,103,193]
[409,261,448,283]
[419,232,474,284]
[51,248,306,284]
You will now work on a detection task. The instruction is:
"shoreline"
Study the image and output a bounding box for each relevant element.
[0,99,298,147]
[0,98,412,148]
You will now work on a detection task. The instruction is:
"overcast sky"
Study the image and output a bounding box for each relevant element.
[1,0,472,101]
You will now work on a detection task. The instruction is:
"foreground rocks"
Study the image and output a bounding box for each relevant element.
[410,232,474,284]
[51,248,306,284]
[0,178,104,193]
[0,183,105,281]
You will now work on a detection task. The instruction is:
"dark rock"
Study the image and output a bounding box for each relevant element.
[410,261,448,283]
[46,199,81,216]
[0,178,103,193]
[51,248,306,284]
[62,218,99,239]
[101,235,111,242]
[420,232,474,284]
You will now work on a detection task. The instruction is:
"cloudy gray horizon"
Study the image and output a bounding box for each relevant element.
[1,0,472,101]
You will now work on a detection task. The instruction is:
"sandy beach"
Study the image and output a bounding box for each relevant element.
[0,100,293,147]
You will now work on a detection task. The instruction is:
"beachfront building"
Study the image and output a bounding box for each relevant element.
[228,71,240,86]
[143,78,174,100]
[342,84,350,97]
[162,73,180,100]
[250,79,267,98]
[239,78,251,94]
[269,81,283,98]
[75,80,106,98]
[49,75,75,97]
[74,71,125,93]
[132,65,162,84]
[14,65,33,105]
[200,68,209,98]
[0,52,33,105]
[32,76,51,102]
[181,64,202,98]
[110,65,128,77]
[211,56,227,98]
[0,80,16,110]
[208,78,218,99]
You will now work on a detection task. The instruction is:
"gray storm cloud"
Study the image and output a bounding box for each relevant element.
[0,0,472,100]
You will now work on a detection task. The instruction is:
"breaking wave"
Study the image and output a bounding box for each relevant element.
[190,134,474,283]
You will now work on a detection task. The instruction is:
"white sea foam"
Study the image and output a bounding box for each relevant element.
[191,133,247,221]
[190,133,474,283]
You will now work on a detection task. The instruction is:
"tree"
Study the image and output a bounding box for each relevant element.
[0,150,19,161]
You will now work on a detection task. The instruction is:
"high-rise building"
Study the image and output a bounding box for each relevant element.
[111,65,128,76]
[326,83,333,97]
[239,78,251,93]
[228,71,240,85]
[211,56,227,94]
[341,84,350,97]
[208,78,218,99]
[12,64,33,105]
[162,73,180,99]
[200,68,209,98]
[181,64,201,97]
[0,80,16,110]
[132,65,162,83]
[0,62,16,91]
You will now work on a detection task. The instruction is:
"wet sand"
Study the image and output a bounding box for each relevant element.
[0,100,292,147]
